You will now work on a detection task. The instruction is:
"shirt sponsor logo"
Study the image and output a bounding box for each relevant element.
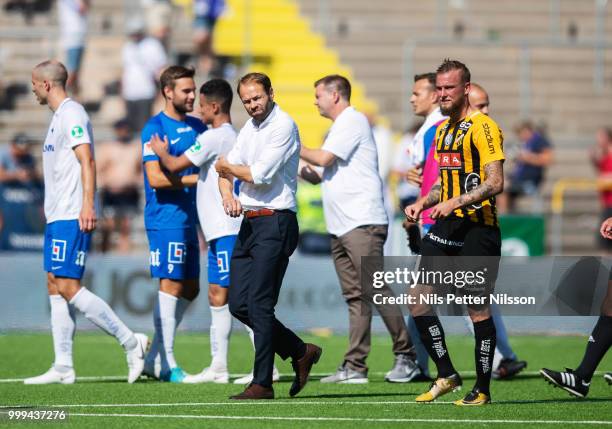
[459,121,472,131]
[43,144,54,153]
[71,125,84,138]
[51,239,67,262]
[482,123,496,155]
[439,152,462,169]
[176,126,193,134]
[168,242,186,264]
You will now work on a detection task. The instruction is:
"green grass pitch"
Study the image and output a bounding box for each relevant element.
[0,332,610,428]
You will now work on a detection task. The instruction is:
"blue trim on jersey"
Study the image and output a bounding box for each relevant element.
[147,228,200,280]
[207,235,237,287]
[44,220,91,279]
[423,124,438,161]
[141,112,207,230]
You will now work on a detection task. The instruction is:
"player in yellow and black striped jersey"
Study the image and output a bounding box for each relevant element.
[434,110,505,227]
[404,59,505,407]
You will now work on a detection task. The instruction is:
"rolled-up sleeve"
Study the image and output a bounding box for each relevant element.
[250,122,296,185]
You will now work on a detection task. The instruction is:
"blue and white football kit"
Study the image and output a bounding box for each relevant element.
[184,123,242,288]
[142,112,207,280]
[26,96,146,386]
[42,98,94,279]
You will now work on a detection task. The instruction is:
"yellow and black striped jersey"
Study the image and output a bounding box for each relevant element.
[434,111,505,226]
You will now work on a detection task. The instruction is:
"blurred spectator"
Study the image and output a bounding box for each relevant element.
[143,0,173,47]
[501,121,553,213]
[122,17,168,135]
[193,0,226,75]
[96,119,142,253]
[296,168,331,255]
[58,0,89,96]
[591,127,612,251]
[3,0,52,24]
[0,133,41,188]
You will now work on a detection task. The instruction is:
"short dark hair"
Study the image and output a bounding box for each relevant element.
[238,72,272,95]
[414,72,436,88]
[159,65,195,96]
[436,59,471,84]
[314,74,351,101]
[200,79,233,113]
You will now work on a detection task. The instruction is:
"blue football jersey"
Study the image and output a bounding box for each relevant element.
[142,112,207,230]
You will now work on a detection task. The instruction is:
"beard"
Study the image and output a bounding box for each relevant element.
[172,99,193,114]
[440,97,463,117]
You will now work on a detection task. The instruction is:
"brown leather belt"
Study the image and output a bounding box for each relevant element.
[244,208,276,219]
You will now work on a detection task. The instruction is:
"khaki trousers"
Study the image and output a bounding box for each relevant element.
[330,224,413,372]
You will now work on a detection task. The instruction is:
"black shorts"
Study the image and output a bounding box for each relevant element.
[418,217,501,299]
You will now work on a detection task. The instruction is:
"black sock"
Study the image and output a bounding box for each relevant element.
[473,317,496,395]
[413,315,456,377]
[575,315,612,382]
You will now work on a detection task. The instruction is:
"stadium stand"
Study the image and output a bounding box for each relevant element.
[0,0,610,254]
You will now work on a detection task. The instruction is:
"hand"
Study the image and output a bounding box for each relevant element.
[404,201,424,223]
[79,204,97,232]
[215,156,231,178]
[600,217,612,240]
[405,166,423,186]
[150,134,168,157]
[222,196,242,218]
[429,199,458,220]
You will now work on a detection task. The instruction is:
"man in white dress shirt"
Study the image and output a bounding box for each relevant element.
[300,75,419,384]
[215,72,322,400]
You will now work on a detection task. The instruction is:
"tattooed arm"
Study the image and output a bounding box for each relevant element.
[429,161,503,219]
[404,177,441,222]
[423,182,442,209]
[456,160,504,208]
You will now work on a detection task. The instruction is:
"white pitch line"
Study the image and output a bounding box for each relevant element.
[65,413,612,425]
[2,370,608,383]
[0,401,453,408]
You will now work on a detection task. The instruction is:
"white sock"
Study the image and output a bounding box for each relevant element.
[245,323,255,350]
[146,298,163,368]
[158,291,179,369]
[493,347,503,370]
[69,287,136,350]
[176,296,190,326]
[49,295,76,369]
[146,295,190,372]
[210,304,232,371]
